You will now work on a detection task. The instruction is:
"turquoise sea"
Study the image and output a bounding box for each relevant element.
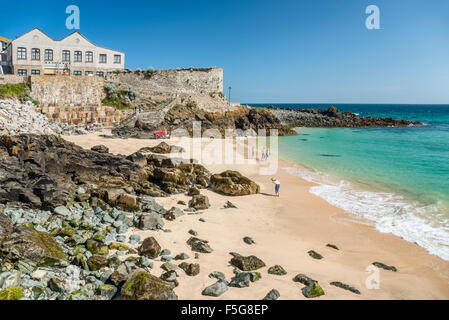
[250,104,449,261]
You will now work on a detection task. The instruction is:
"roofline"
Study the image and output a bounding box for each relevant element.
[10,27,125,54]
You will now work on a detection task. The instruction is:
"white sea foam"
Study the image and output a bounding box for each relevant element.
[283,166,449,261]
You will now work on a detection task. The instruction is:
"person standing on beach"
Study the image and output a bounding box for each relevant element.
[271,178,280,197]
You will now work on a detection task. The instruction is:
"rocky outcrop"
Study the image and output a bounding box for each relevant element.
[210,171,260,196]
[0,134,212,210]
[269,106,422,128]
[112,103,296,139]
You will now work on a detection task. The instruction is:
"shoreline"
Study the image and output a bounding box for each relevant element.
[64,132,449,299]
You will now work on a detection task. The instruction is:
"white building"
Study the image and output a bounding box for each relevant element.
[3,28,125,76]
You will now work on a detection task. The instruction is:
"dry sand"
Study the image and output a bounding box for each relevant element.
[64,131,449,300]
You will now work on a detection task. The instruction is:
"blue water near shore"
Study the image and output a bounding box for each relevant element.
[250,103,449,261]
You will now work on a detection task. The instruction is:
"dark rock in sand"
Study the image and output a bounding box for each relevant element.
[223,201,237,209]
[187,237,213,253]
[293,274,315,286]
[326,244,339,250]
[372,262,397,272]
[178,262,200,276]
[230,255,266,271]
[174,253,190,261]
[187,187,200,196]
[121,271,178,300]
[139,237,162,259]
[330,281,361,295]
[202,281,228,297]
[139,212,165,230]
[188,195,210,210]
[263,289,280,300]
[308,250,323,260]
[163,207,184,221]
[268,265,287,276]
[210,171,260,196]
[243,237,255,245]
[302,281,325,298]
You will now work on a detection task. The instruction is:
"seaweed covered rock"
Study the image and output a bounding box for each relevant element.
[210,171,260,196]
[0,225,66,267]
[0,286,24,300]
[302,281,325,298]
[121,271,178,300]
[230,255,266,271]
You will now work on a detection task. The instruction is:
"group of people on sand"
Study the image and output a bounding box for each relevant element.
[250,146,270,161]
[85,122,96,132]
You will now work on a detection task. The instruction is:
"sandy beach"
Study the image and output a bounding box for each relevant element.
[64,131,449,300]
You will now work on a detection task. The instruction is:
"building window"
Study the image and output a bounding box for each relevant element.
[86,51,93,63]
[31,70,40,75]
[99,54,107,64]
[17,47,27,60]
[85,71,93,76]
[114,55,121,64]
[96,71,104,77]
[62,50,70,62]
[74,51,82,62]
[73,71,82,76]
[18,69,27,76]
[31,48,40,61]
[45,49,53,61]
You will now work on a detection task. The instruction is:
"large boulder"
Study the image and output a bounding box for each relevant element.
[139,237,162,258]
[121,271,178,300]
[188,195,210,210]
[0,225,66,267]
[139,212,165,230]
[210,171,260,196]
[230,255,266,271]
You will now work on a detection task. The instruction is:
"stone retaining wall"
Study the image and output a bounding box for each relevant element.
[30,75,106,107]
[0,75,27,85]
[37,105,131,127]
[110,68,224,96]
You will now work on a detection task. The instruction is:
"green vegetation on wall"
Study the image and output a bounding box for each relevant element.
[102,83,139,110]
[0,83,39,106]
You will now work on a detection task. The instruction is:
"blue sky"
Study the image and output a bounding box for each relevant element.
[2,0,449,103]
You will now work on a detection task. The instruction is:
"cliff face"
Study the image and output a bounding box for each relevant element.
[269,106,422,128]
[112,102,296,138]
